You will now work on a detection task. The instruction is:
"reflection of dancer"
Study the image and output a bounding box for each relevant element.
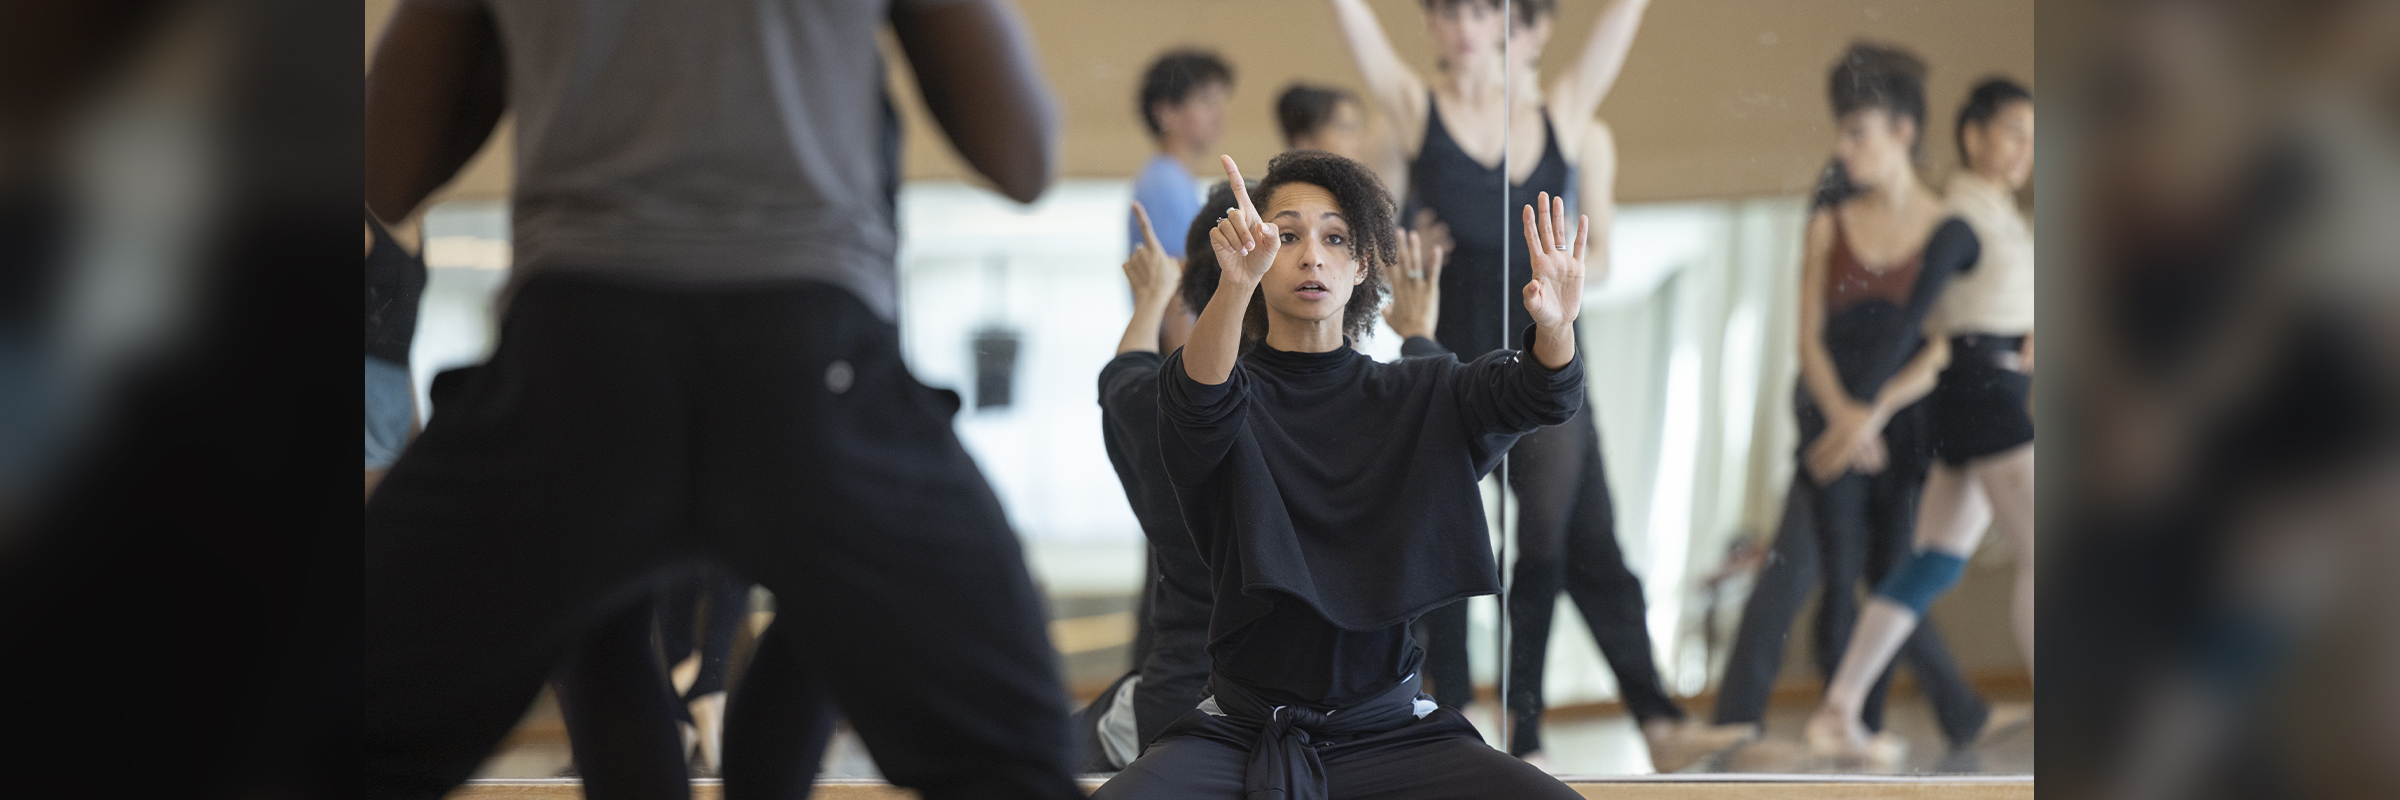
[1329,0,1732,767]
[1782,43,1984,765]
[1806,76,2040,761]
[1091,151,1585,799]
[362,1,1079,797]
[1276,84,1369,161]
[1131,51,1235,259]
[1710,166,1999,758]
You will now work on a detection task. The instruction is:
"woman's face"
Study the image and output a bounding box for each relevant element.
[1259,183,1364,330]
[1302,100,1369,162]
[1507,15,1553,70]
[1965,101,2036,190]
[1424,1,1505,70]
[1835,107,1917,190]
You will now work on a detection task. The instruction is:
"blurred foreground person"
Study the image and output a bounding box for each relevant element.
[362,1,1078,798]
[2047,1,2400,798]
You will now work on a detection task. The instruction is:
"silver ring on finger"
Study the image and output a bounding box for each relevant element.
[1554,243,1568,250]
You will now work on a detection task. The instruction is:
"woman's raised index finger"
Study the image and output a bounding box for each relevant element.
[1132,200,1164,253]
[1220,155,1255,216]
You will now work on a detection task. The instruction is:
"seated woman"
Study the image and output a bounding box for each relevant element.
[1091,150,1585,799]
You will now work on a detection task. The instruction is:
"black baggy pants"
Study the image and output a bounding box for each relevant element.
[1502,403,1682,754]
[1090,706,1579,800]
[364,277,1079,800]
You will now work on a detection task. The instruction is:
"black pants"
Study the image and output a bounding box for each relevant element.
[1710,475,1990,745]
[1504,405,1680,754]
[1409,600,1475,709]
[553,588,691,800]
[1133,539,1219,752]
[1090,707,1579,800]
[364,277,1078,800]
[657,563,752,701]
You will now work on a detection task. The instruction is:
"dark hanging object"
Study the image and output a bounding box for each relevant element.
[971,325,1019,409]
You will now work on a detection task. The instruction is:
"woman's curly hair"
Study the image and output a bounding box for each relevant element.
[1239,150,1398,343]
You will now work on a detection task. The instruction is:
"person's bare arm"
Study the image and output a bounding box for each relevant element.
[1797,211,1857,418]
[1187,157,1279,385]
[1326,0,1430,155]
[1383,228,1444,340]
[1807,333,1951,479]
[1117,201,1185,355]
[1574,121,1617,286]
[891,0,1057,204]
[1870,334,1950,418]
[366,0,507,224]
[1797,210,1882,483]
[1548,0,1651,142]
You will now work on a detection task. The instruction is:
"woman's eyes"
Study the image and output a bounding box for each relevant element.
[1269,231,1346,246]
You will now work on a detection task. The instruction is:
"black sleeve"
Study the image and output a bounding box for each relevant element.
[1098,351,1166,515]
[1099,351,1165,415]
[1400,335,1449,359]
[1453,324,1584,439]
[1157,347,1252,487]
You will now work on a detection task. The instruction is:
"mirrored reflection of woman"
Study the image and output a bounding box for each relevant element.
[1327,0,1736,767]
[1805,76,2039,763]
[1090,151,1585,799]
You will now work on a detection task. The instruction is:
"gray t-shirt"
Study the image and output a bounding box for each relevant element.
[421,0,962,321]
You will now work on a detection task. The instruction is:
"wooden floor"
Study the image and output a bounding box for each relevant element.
[449,775,2034,800]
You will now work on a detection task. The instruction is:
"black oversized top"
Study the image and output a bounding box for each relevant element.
[1156,329,1581,707]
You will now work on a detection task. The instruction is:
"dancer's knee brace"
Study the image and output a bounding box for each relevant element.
[1874,551,1968,615]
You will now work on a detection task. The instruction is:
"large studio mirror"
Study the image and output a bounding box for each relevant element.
[368,0,2031,791]
[1489,0,2035,777]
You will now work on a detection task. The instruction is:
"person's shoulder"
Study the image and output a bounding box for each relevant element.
[1104,350,1166,384]
[1137,154,1192,186]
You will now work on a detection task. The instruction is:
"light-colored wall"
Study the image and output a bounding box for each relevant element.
[367,0,2032,206]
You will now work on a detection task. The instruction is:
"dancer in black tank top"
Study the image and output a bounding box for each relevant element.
[1328,0,1748,767]
[1407,100,1569,358]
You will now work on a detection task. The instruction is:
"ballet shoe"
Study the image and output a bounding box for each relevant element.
[1975,701,2034,743]
[1803,709,1906,770]
[670,653,702,697]
[688,691,728,774]
[1722,737,1807,772]
[1642,719,1759,773]
[678,719,700,764]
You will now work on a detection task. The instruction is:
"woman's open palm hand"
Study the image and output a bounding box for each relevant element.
[1521,192,1588,331]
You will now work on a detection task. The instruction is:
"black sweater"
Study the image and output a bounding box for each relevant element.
[1098,351,1218,745]
[1156,329,1581,707]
